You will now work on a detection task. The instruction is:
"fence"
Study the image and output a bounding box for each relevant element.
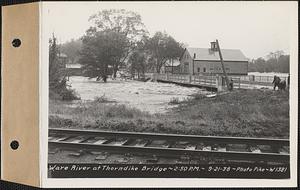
[145,73,219,91]
[144,73,286,91]
[231,75,288,89]
[191,75,216,86]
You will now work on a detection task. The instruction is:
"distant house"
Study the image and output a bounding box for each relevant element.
[66,63,84,76]
[57,52,68,68]
[161,59,181,74]
[179,42,248,75]
[57,53,85,76]
[66,63,82,69]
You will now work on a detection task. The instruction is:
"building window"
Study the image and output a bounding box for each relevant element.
[203,67,206,72]
[197,67,200,72]
[226,68,230,71]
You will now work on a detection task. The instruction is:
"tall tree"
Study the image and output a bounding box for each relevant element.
[49,35,63,90]
[277,54,290,73]
[128,50,147,79]
[248,52,289,73]
[60,39,82,64]
[87,9,148,77]
[79,30,130,82]
[49,35,79,100]
[145,31,184,73]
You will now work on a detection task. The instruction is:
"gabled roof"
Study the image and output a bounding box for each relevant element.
[186,47,248,62]
[165,59,181,67]
[57,53,68,58]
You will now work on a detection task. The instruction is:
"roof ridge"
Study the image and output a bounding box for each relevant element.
[185,47,248,61]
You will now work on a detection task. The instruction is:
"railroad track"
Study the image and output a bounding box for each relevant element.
[48,128,290,163]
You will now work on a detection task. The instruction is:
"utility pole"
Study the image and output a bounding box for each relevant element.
[171,59,173,74]
[216,39,230,90]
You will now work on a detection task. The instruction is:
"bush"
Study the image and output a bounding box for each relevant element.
[105,105,144,118]
[94,95,111,103]
[49,88,80,101]
[49,35,80,101]
[61,88,80,101]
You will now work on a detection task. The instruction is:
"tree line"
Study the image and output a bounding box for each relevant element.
[58,9,184,82]
[248,51,290,73]
[49,9,184,100]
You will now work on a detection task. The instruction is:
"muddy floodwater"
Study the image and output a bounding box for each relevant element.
[68,76,209,114]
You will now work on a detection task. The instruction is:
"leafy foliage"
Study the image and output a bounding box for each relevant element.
[88,9,147,42]
[79,30,130,82]
[249,51,289,73]
[49,35,80,100]
[145,31,184,73]
[62,10,185,78]
[80,9,148,79]
[60,39,82,64]
[128,42,148,78]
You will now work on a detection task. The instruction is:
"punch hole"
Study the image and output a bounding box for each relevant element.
[10,140,19,150]
[12,39,21,47]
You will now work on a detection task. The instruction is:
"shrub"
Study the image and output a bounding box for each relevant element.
[94,95,110,103]
[49,35,80,101]
[61,88,80,101]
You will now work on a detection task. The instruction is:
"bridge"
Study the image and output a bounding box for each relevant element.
[145,73,287,92]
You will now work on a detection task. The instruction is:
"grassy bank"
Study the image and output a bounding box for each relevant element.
[49,89,289,138]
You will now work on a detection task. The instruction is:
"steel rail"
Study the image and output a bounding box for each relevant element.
[49,128,289,147]
[48,141,289,163]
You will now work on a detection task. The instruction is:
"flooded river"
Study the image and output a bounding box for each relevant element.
[68,76,208,114]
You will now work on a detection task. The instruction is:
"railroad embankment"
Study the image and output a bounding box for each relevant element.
[49,89,289,138]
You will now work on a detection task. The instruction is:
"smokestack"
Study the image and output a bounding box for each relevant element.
[210,41,218,51]
[193,53,196,59]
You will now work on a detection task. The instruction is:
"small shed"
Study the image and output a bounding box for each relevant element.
[56,52,68,70]
[161,59,181,74]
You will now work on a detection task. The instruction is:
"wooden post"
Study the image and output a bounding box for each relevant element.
[188,75,192,83]
[216,40,230,90]
[192,60,194,75]
[216,75,224,92]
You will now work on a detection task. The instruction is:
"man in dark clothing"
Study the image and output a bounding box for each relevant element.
[229,79,234,91]
[272,75,281,90]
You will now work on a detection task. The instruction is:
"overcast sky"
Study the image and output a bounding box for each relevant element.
[43,1,297,59]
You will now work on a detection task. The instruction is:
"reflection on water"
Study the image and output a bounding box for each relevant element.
[68,76,208,114]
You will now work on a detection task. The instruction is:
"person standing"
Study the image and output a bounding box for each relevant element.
[229,79,234,91]
[272,75,280,90]
[288,74,290,89]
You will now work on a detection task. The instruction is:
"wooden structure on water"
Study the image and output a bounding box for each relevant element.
[145,73,285,92]
[145,73,223,92]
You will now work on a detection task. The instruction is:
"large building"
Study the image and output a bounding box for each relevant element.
[179,43,248,75]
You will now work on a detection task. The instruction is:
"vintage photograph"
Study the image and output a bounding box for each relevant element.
[46,2,293,179]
